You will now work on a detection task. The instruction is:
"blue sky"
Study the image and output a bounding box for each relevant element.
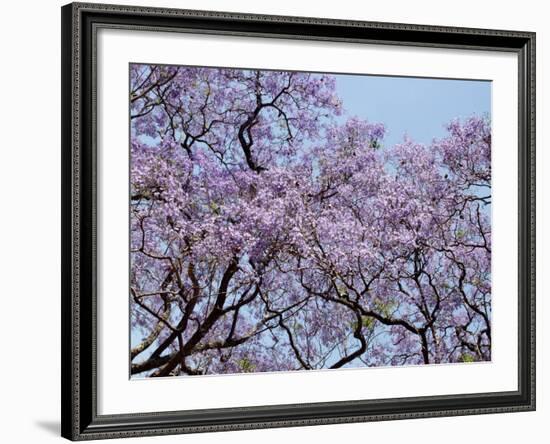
[336,75,491,147]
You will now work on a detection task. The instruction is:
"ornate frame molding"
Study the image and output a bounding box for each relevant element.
[61,3,535,440]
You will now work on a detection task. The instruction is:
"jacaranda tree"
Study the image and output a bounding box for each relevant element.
[129,64,491,377]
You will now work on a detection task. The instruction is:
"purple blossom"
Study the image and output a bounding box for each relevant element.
[129,64,491,377]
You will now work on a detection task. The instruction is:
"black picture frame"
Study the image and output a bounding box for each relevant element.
[61,2,536,440]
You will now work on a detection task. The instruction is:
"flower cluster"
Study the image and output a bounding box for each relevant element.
[129,64,491,377]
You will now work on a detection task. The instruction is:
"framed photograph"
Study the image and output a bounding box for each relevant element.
[61,2,536,440]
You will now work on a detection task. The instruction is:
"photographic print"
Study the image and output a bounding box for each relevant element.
[129,63,492,378]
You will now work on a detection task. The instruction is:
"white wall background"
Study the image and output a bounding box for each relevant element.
[0,0,545,442]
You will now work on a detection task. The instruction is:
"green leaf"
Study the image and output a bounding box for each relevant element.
[336,285,348,298]
[361,316,376,330]
[238,357,256,372]
[373,300,396,318]
[209,201,220,214]
[460,353,475,363]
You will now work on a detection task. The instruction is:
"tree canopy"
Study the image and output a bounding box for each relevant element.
[130,64,491,377]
